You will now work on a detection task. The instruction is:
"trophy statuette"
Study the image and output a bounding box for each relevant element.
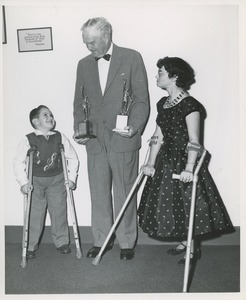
[75,87,96,139]
[113,74,133,133]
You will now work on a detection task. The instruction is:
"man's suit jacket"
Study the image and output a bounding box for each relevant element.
[73,44,150,154]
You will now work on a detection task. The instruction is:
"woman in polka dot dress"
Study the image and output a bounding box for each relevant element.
[138,56,233,264]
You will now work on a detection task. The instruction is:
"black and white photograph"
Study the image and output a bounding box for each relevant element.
[1,0,245,300]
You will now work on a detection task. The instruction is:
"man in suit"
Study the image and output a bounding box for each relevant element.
[73,17,149,260]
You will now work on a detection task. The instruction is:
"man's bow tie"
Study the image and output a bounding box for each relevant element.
[95,54,111,61]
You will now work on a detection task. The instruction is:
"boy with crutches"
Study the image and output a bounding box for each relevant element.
[14,105,79,261]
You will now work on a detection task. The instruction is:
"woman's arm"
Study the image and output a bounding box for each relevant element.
[141,124,163,176]
[180,111,200,182]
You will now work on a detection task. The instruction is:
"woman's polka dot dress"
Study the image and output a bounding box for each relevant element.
[138,96,233,239]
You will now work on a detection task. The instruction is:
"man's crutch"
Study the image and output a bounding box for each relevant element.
[172,148,207,292]
[59,144,82,259]
[20,146,36,268]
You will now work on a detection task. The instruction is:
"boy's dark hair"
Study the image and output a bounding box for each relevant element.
[29,105,49,128]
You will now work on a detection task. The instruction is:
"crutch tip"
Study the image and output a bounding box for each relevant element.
[76,249,83,259]
[92,255,101,266]
[20,258,27,268]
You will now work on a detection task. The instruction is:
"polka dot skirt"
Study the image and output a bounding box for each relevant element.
[138,97,233,239]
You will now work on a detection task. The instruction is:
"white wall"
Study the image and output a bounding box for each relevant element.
[3,2,240,227]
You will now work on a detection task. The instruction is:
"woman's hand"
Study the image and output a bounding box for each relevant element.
[141,164,155,177]
[179,170,193,183]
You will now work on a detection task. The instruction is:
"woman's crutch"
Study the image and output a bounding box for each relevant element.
[92,145,152,266]
[20,146,36,268]
[92,171,144,266]
[172,148,207,292]
[59,144,82,259]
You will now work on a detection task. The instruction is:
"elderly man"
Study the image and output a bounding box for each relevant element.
[73,17,149,260]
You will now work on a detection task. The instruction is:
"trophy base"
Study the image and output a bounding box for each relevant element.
[75,134,96,139]
[112,128,129,133]
[114,115,128,133]
[77,121,96,139]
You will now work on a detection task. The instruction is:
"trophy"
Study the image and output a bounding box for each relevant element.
[76,87,96,139]
[113,74,133,133]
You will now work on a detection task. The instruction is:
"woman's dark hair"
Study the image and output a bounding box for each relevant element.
[29,105,49,128]
[157,56,196,90]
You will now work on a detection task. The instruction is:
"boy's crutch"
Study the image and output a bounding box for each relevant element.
[92,145,152,266]
[20,146,36,268]
[59,144,82,259]
[172,148,207,292]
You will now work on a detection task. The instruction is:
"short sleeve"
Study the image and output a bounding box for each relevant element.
[156,97,166,113]
[156,97,166,125]
[181,97,206,119]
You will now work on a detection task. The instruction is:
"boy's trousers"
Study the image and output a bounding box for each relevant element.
[28,172,70,251]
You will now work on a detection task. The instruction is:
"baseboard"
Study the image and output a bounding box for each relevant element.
[5,225,240,246]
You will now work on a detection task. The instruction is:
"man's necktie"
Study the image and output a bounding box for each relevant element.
[95,54,111,61]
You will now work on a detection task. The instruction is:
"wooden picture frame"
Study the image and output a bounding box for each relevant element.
[17,27,53,52]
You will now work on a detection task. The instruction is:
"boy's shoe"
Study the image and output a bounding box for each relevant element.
[57,244,71,254]
[26,250,36,259]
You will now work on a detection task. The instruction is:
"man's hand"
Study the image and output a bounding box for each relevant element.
[114,126,138,138]
[73,132,90,145]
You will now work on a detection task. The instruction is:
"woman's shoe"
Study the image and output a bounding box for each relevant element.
[177,248,201,265]
[167,242,186,255]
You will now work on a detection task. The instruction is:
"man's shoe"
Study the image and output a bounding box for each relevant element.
[57,244,71,254]
[26,250,36,259]
[86,245,113,258]
[86,246,101,258]
[120,248,135,260]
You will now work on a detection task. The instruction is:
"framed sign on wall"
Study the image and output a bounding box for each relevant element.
[17,27,53,52]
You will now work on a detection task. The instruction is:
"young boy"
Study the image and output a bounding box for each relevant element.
[13,105,79,259]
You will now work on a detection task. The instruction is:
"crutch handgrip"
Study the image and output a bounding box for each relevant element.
[172,174,180,180]
[172,173,199,182]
